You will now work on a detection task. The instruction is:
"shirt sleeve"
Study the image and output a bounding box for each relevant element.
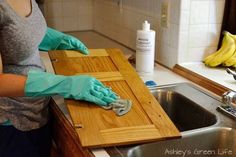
[0,4,5,25]
[0,7,3,25]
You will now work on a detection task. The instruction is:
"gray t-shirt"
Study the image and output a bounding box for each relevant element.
[0,0,50,131]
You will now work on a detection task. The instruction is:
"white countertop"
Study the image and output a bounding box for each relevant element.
[180,62,236,91]
[139,64,188,85]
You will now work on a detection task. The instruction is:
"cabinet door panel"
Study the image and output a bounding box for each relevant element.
[49,49,180,148]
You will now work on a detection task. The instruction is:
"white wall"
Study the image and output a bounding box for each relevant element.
[93,0,225,68]
[178,0,225,64]
[93,0,162,51]
[93,0,181,67]
[43,0,93,32]
[43,0,226,68]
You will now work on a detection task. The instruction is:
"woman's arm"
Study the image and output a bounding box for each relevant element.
[0,53,26,97]
[0,55,117,105]
[0,74,26,97]
[0,53,2,73]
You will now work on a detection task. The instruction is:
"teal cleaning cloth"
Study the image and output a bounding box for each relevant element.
[1,120,12,126]
[39,27,89,55]
[101,99,132,116]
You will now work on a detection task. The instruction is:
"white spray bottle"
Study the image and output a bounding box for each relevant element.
[136,21,156,75]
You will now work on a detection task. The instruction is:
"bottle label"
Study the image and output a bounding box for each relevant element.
[136,34,155,53]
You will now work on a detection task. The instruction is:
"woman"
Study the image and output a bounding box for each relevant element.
[0,0,117,157]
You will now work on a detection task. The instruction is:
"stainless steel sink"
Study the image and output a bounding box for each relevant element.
[107,83,236,157]
[126,127,236,157]
[151,89,217,131]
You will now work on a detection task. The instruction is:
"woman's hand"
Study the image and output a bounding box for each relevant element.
[25,70,118,106]
[38,27,89,55]
[66,75,118,105]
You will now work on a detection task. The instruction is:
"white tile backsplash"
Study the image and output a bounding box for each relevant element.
[169,24,180,48]
[161,27,170,46]
[207,24,222,47]
[187,47,218,62]
[44,0,93,31]
[209,0,225,24]
[93,0,225,68]
[46,17,64,31]
[157,43,178,68]
[157,43,170,65]
[43,0,226,68]
[181,0,190,10]
[47,0,62,2]
[170,0,181,24]
[189,25,209,47]
[62,1,79,17]
[203,47,218,58]
[178,30,189,63]
[190,1,210,24]
[179,10,189,31]
[187,47,207,62]
[63,17,79,31]
[45,2,62,18]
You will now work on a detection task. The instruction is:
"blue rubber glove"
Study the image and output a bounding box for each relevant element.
[25,70,118,106]
[39,27,89,55]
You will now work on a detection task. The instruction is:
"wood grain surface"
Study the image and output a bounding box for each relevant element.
[173,64,229,96]
[49,49,180,148]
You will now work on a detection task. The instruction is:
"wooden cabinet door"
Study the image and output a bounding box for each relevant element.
[49,49,180,148]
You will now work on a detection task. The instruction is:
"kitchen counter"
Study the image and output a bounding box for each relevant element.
[139,64,188,85]
[180,62,236,91]
[42,50,236,157]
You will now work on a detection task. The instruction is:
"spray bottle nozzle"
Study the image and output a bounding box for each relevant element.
[142,21,150,31]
